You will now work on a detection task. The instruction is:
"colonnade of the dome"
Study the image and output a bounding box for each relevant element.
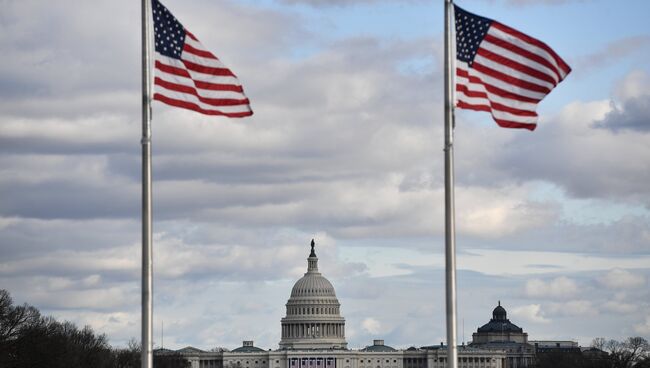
[281,322,345,339]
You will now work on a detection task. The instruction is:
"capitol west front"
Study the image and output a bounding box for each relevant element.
[159,241,536,368]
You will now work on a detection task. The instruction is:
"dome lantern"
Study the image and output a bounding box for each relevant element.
[307,239,318,273]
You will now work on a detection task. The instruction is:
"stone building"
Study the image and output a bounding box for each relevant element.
[279,241,347,350]
[468,302,535,368]
[159,240,510,368]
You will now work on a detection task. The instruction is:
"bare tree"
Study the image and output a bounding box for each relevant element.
[604,337,649,368]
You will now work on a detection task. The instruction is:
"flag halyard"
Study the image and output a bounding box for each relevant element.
[152,0,253,117]
[454,5,570,130]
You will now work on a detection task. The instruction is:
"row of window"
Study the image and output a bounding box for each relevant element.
[228,357,496,366]
[360,360,398,363]
[287,306,339,315]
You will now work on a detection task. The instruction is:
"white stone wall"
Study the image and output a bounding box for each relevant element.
[180,346,506,368]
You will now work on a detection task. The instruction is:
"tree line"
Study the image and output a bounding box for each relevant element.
[533,336,650,368]
[0,289,188,368]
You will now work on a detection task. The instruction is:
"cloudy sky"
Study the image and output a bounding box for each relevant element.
[1,0,649,351]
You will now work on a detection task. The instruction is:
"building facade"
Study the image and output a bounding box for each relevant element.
[468,302,535,368]
[160,240,519,368]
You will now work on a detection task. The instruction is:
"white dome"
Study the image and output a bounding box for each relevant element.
[279,240,347,350]
[290,273,336,298]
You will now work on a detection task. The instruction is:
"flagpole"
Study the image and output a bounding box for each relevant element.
[443,0,458,368]
[141,0,154,367]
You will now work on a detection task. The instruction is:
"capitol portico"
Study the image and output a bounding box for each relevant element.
[157,240,549,368]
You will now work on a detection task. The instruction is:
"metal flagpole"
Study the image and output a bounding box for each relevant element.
[443,0,458,367]
[141,0,154,367]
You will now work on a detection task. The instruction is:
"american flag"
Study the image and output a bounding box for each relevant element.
[152,0,253,117]
[454,5,570,130]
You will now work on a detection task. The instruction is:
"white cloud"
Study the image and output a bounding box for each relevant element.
[547,300,598,317]
[456,185,558,238]
[458,250,650,276]
[599,268,646,289]
[1,0,649,352]
[511,304,550,324]
[602,300,638,314]
[524,277,578,299]
[634,315,650,335]
[615,69,650,101]
[361,317,382,334]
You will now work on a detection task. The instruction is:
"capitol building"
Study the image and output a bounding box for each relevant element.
[159,240,539,368]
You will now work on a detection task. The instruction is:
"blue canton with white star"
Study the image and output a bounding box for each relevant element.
[153,0,186,60]
[454,5,493,66]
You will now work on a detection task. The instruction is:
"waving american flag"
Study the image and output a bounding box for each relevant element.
[454,5,570,130]
[152,0,252,118]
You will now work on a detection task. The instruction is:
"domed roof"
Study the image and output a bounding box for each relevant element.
[492,301,507,320]
[477,301,523,333]
[289,239,338,298]
[291,274,336,297]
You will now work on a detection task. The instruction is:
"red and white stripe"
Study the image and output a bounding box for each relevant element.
[456,21,570,130]
[154,32,253,118]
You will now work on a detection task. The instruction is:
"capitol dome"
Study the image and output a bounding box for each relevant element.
[279,240,347,350]
[289,247,337,298]
[290,275,336,297]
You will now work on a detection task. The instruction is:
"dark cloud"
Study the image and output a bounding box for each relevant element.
[0,218,138,259]
[594,97,650,132]
[463,106,650,202]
